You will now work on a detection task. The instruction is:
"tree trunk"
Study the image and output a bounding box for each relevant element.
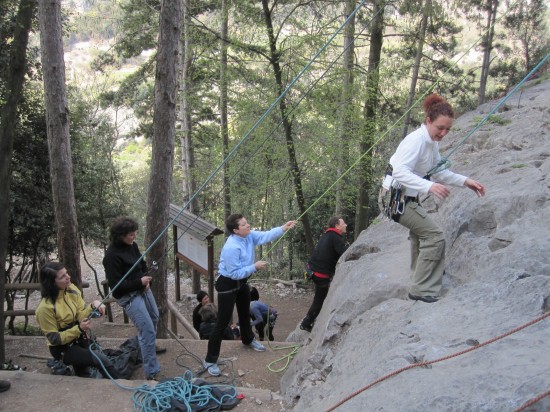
[354,0,384,239]
[38,0,81,285]
[0,0,36,365]
[179,0,201,292]
[146,0,182,338]
[261,0,314,255]
[180,0,197,213]
[401,0,431,139]
[478,0,498,105]
[220,0,232,222]
[335,0,356,217]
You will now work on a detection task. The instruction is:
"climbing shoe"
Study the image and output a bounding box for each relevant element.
[203,361,220,376]
[408,293,439,303]
[247,339,266,352]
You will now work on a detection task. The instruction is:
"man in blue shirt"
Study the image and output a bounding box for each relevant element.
[203,214,296,376]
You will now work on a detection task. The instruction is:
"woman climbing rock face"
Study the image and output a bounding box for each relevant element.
[388,94,485,303]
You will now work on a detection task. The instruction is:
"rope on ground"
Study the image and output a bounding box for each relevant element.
[131,370,239,412]
[266,343,301,373]
[325,311,550,412]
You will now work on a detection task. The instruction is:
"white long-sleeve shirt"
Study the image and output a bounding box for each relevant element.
[389,124,467,197]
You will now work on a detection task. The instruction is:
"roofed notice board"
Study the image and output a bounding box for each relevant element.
[176,228,208,273]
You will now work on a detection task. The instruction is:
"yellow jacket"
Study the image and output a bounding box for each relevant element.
[35,284,93,346]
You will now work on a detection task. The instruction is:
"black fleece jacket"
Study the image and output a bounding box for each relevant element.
[103,242,148,299]
[309,229,348,276]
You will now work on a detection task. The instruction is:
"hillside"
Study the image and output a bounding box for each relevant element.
[281,77,550,411]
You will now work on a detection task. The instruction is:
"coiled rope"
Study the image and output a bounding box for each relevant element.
[88,342,239,412]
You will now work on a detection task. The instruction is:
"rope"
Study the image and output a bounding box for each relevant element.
[97,0,375,311]
[514,389,550,412]
[427,51,550,176]
[325,311,550,412]
[87,339,240,411]
[266,343,301,373]
[131,370,239,412]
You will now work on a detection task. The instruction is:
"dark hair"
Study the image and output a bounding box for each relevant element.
[423,94,454,122]
[109,216,139,245]
[197,290,208,302]
[327,216,342,229]
[250,286,260,301]
[225,214,244,235]
[40,262,66,303]
[199,303,218,322]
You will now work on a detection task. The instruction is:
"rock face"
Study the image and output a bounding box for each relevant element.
[281,78,550,411]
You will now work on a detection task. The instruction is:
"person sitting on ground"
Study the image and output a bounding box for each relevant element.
[35,262,122,379]
[198,303,234,341]
[300,216,348,332]
[249,287,278,341]
[193,290,209,333]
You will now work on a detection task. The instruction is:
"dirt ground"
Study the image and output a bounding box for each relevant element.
[2,249,314,411]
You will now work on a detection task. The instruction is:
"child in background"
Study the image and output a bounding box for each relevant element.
[249,287,278,341]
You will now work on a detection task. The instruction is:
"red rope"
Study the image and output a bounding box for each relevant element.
[514,389,550,412]
[326,311,550,412]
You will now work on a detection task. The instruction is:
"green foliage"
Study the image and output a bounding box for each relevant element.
[8,321,41,336]
[9,85,57,262]
[69,87,126,246]
[473,114,511,126]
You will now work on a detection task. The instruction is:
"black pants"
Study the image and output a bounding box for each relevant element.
[205,276,255,363]
[49,343,121,379]
[254,320,274,341]
[302,276,331,328]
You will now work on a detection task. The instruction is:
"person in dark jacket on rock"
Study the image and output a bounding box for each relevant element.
[300,216,348,332]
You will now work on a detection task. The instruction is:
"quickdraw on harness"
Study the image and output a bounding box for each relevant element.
[378,165,405,221]
[378,164,436,221]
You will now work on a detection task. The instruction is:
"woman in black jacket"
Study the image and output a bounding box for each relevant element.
[300,216,348,332]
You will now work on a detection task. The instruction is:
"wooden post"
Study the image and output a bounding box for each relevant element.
[166,300,199,339]
[208,236,215,300]
[174,225,181,301]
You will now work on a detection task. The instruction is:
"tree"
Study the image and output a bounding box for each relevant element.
[0,0,37,363]
[478,0,499,105]
[401,0,431,139]
[355,0,385,239]
[145,0,182,338]
[38,0,81,285]
[335,0,357,217]
[260,0,314,255]
[220,0,231,222]
[503,0,550,72]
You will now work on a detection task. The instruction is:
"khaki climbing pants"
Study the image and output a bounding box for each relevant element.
[398,201,446,296]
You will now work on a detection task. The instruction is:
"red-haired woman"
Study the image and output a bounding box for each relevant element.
[389,94,485,303]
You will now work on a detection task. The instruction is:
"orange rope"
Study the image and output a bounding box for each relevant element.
[326,311,550,412]
[514,389,550,412]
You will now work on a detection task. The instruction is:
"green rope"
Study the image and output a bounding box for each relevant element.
[427,51,550,176]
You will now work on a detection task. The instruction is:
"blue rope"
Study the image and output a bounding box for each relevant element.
[131,370,238,412]
[88,343,238,412]
[427,51,550,176]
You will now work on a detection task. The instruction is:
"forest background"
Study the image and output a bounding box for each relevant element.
[1,0,549,362]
